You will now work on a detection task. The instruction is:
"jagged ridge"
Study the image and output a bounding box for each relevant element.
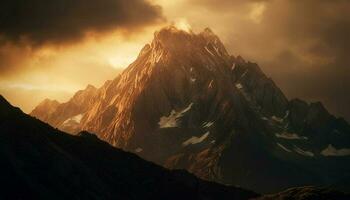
[31,26,350,193]
[0,95,258,200]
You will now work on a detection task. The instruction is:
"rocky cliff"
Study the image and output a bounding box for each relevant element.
[31,26,350,193]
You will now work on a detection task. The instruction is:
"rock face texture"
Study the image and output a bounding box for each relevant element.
[31,26,350,193]
[30,98,60,122]
[32,84,98,133]
[0,95,258,200]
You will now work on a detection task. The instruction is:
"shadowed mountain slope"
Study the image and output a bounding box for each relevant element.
[31,26,350,193]
[0,95,258,200]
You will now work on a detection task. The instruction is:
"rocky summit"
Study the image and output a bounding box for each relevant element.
[31,26,350,193]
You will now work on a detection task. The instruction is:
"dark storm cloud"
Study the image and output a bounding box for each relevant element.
[191,0,350,120]
[0,0,164,45]
[260,0,350,121]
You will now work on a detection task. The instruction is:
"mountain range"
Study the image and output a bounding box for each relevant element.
[2,93,350,199]
[0,95,259,200]
[31,26,350,194]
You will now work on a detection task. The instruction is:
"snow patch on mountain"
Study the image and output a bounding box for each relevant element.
[205,46,215,57]
[203,121,214,128]
[271,116,283,123]
[208,80,214,88]
[241,69,248,77]
[277,143,292,153]
[321,144,350,156]
[213,44,221,55]
[135,147,143,153]
[294,146,314,157]
[235,83,243,89]
[62,114,83,126]
[275,132,308,140]
[158,103,193,128]
[182,131,210,146]
[231,63,236,70]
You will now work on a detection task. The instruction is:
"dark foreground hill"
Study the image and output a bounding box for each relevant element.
[0,95,257,200]
[2,94,350,200]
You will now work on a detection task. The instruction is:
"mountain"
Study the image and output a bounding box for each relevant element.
[31,26,350,193]
[30,98,60,122]
[0,95,259,200]
[2,96,349,200]
[30,84,98,133]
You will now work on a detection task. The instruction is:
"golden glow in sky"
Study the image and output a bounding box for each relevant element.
[1,0,350,121]
[0,27,160,112]
[249,2,266,24]
[173,18,192,33]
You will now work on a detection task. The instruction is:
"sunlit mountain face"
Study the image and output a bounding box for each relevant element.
[1,0,350,199]
[1,0,350,121]
[30,25,350,194]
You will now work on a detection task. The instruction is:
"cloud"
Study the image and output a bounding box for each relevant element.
[0,44,32,74]
[257,0,350,120]
[0,0,164,76]
[1,0,350,121]
[0,0,163,113]
[0,0,164,45]
[177,0,350,120]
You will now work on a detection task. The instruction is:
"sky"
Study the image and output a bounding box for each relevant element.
[0,0,349,121]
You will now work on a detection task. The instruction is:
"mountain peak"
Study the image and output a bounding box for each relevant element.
[152,26,222,45]
[203,27,213,33]
[152,26,194,48]
[155,25,192,35]
[40,98,60,105]
[85,84,96,90]
[154,26,215,37]
[148,26,230,66]
[200,27,217,39]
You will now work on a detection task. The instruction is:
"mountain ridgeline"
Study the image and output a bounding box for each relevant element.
[31,26,350,193]
[0,95,258,200]
[2,95,350,199]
